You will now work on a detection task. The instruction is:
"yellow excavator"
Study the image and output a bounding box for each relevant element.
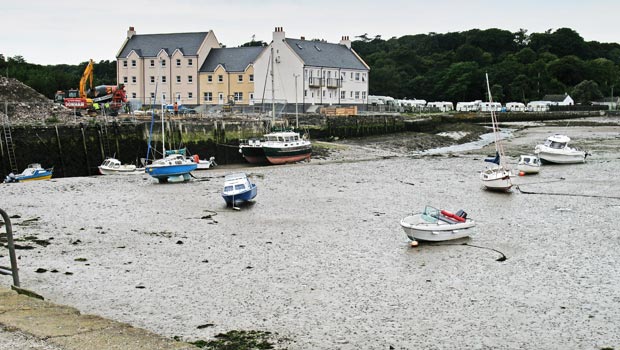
[55,59,126,117]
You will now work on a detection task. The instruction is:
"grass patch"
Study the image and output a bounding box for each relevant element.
[190,330,277,350]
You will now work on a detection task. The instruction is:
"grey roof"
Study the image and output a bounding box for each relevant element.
[285,39,367,70]
[118,32,209,58]
[199,47,264,72]
[543,94,570,102]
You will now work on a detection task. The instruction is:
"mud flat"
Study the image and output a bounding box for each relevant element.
[1,118,619,349]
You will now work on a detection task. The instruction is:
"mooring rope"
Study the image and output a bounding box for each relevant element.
[516,185,620,199]
[430,242,507,262]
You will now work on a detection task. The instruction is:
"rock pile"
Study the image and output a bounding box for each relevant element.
[0,77,76,125]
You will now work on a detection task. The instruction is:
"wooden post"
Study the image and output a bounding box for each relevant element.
[54,125,66,178]
[80,124,91,176]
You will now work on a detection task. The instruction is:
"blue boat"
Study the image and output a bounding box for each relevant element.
[4,164,53,183]
[145,153,197,183]
[222,173,257,206]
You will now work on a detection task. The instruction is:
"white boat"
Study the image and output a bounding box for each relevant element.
[190,155,217,170]
[98,158,144,175]
[479,73,512,192]
[517,155,541,174]
[534,134,588,164]
[400,206,476,243]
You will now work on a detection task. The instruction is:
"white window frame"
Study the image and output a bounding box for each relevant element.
[208,75,213,82]
[131,60,136,67]
[238,75,243,83]
[188,92,193,99]
[176,76,181,83]
[150,76,155,83]
[122,60,127,67]
[161,76,167,83]
[204,92,212,102]
[188,75,193,83]
[188,58,193,66]
[176,59,181,66]
[131,76,136,83]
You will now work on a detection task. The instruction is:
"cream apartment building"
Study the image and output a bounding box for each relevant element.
[116,27,220,107]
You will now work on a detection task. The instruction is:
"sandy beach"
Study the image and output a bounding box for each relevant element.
[2,117,620,349]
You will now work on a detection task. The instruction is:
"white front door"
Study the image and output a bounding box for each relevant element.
[218,93,224,105]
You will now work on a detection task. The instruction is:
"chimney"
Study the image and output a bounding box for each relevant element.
[127,26,136,39]
[339,35,351,49]
[273,26,285,42]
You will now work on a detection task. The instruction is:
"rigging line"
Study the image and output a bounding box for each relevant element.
[516,186,620,199]
[430,242,507,262]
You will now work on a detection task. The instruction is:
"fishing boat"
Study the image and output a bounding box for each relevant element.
[479,73,512,191]
[400,206,476,244]
[534,134,588,164]
[517,155,541,174]
[221,173,257,207]
[262,130,312,165]
[98,157,144,175]
[239,138,268,164]
[255,46,312,165]
[3,163,53,183]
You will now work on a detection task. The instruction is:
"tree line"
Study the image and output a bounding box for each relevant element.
[0,55,116,99]
[2,27,619,104]
[352,27,620,104]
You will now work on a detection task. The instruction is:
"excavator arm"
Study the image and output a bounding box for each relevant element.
[79,59,94,98]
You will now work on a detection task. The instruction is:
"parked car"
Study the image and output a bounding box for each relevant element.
[179,106,197,115]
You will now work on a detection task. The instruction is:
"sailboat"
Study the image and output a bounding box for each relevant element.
[240,47,312,165]
[144,70,196,183]
[480,73,512,191]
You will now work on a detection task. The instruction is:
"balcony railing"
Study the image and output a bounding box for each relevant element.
[308,77,322,87]
[326,78,341,88]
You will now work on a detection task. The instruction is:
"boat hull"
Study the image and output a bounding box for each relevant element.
[98,166,144,175]
[263,145,312,165]
[240,146,268,164]
[400,214,476,242]
[17,172,53,182]
[222,184,257,205]
[535,150,586,164]
[480,168,512,191]
[145,163,197,181]
[517,164,540,174]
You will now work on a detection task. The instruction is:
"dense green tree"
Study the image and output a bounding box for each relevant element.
[571,80,603,103]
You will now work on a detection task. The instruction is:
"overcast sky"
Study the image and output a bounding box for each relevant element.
[2,0,619,65]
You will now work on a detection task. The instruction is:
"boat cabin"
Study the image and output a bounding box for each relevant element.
[101,158,122,169]
[223,173,252,194]
[264,132,300,143]
[543,135,570,149]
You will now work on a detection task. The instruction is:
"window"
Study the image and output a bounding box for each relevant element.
[218,75,223,82]
[249,74,254,82]
[176,76,181,83]
[176,59,181,66]
[150,60,155,67]
[176,93,181,101]
[122,61,127,67]
[238,75,243,82]
[204,92,212,102]
[150,76,155,83]
[131,60,136,67]
[207,75,213,82]
[234,92,243,102]
[322,90,325,97]
[362,73,366,82]
[341,91,346,99]
[362,91,367,99]
[355,91,360,99]
[188,75,193,83]
[123,76,128,83]
[188,59,193,66]
[161,60,166,67]
[350,91,353,98]
[188,92,193,99]
[350,72,353,79]
[150,92,155,99]
[304,90,307,97]
[355,73,360,81]
[131,76,136,83]
[162,94,166,102]
[131,92,136,99]
[161,76,166,83]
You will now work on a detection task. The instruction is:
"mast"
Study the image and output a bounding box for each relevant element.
[485,73,506,167]
[270,46,275,127]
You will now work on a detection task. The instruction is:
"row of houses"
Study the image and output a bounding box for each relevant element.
[116,27,370,111]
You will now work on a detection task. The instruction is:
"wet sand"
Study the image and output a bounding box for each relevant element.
[1,117,619,349]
